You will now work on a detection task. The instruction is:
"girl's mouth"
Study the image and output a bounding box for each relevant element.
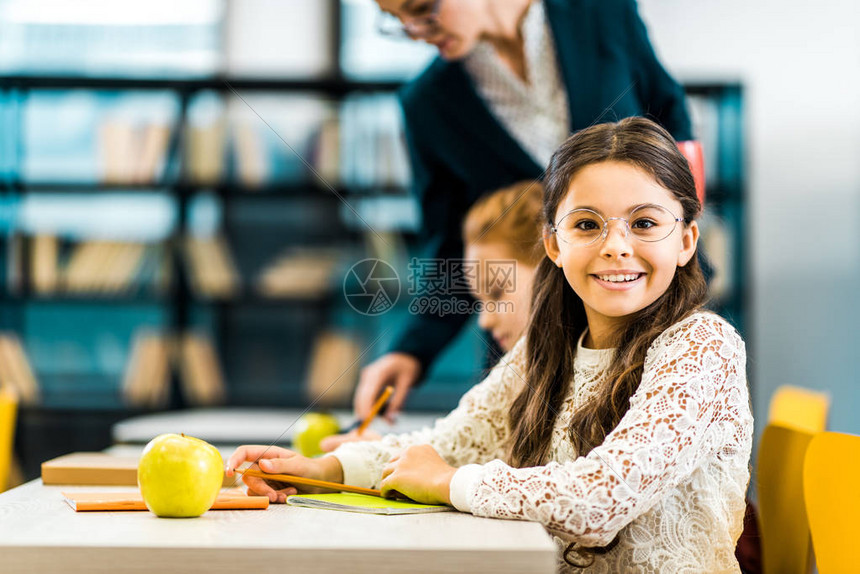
[591,273,645,290]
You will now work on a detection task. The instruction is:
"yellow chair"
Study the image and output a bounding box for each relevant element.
[0,389,18,493]
[769,385,830,433]
[757,423,815,574]
[803,432,860,574]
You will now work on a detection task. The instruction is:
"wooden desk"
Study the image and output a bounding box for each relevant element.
[0,480,557,574]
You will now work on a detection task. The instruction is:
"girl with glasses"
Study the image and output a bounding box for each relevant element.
[354,0,702,425]
[227,118,751,572]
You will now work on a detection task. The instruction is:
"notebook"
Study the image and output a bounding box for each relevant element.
[286,492,452,515]
[62,491,269,512]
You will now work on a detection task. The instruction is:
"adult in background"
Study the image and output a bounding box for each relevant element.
[356,0,697,421]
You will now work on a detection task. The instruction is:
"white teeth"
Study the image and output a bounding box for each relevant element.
[598,274,640,282]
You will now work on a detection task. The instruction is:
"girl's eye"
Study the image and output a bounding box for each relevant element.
[407,2,434,17]
[573,219,601,231]
[631,218,656,229]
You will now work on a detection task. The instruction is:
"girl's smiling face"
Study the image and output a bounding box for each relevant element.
[543,160,699,348]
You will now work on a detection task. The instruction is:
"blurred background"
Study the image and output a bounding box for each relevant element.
[0,0,857,481]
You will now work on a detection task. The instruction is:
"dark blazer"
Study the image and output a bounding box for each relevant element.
[390,0,693,374]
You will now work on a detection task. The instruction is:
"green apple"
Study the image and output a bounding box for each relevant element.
[293,412,340,457]
[138,433,223,518]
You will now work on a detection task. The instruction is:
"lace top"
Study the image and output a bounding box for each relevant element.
[463,0,570,168]
[332,311,752,573]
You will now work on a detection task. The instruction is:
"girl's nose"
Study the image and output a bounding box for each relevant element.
[477,310,494,331]
[599,220,632,257]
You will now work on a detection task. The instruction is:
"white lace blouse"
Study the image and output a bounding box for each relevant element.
[332,311,753,573]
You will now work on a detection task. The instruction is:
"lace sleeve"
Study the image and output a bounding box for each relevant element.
[331,337,528,489]
[467,314,748,547]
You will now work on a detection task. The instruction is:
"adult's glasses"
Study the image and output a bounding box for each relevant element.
[376,0,442,39]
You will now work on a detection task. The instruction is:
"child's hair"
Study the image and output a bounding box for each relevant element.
[462,181,544,266]
[508,117,708,469]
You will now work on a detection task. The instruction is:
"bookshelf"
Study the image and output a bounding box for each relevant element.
[684,83,747,337]
[0,2,747,479]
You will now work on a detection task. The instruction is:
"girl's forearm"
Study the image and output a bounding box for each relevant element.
[320,455,345,485]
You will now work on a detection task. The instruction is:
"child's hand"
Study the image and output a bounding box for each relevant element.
[225,445,344,503]
[379,444,457,506]
[319,429,383,452]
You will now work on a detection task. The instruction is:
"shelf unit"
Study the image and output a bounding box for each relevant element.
[0,67,746,481]
[684,83,747,337]
[0,70,415,478]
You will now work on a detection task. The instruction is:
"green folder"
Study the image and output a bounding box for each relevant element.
[286,492,452,515]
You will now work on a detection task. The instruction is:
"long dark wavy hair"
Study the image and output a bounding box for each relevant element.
[506,117,708,564]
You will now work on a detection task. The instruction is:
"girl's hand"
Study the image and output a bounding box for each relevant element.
[319,429,383,452]
[225,445,344,503]
[379,444,457,505]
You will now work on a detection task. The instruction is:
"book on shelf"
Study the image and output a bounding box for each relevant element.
[0,333,40,405]
[256,248,339,299]
[178,332,227,407]
[337,96,410,189]
[309,117,340,186]
[305,331,362,408]
[135,124,171,184]
[101,121,138,185]
[233,122,269,188]
[100,121,171,185]
[186,121,226,185]
[182,235,241,299]
[30,234,59,295]
[698,211,732,302]
[121,330,172,409]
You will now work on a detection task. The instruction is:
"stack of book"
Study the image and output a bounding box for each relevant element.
[177,333,227,406]
[51,240,168,296]
[64,241,146,294]
[305,331,362,408]
[337,96,410,189]
[122,331,172,409]
[121,330,227,409]
[256,248,339,299]
[182,235,241,299]
[29,236,168,296]
[0,333,40,405]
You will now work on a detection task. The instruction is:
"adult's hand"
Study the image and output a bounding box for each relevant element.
[225,445,344,503]
[354,352,421,422]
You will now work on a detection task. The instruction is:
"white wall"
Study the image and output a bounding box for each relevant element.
[224,0,331,77]
[638,0,860,436]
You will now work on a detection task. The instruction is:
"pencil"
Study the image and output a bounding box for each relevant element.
[357,385,395,435]
[233,467,382,497]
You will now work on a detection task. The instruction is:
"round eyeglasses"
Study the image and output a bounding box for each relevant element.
[551,204,685,247]
[376,0,442,39]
